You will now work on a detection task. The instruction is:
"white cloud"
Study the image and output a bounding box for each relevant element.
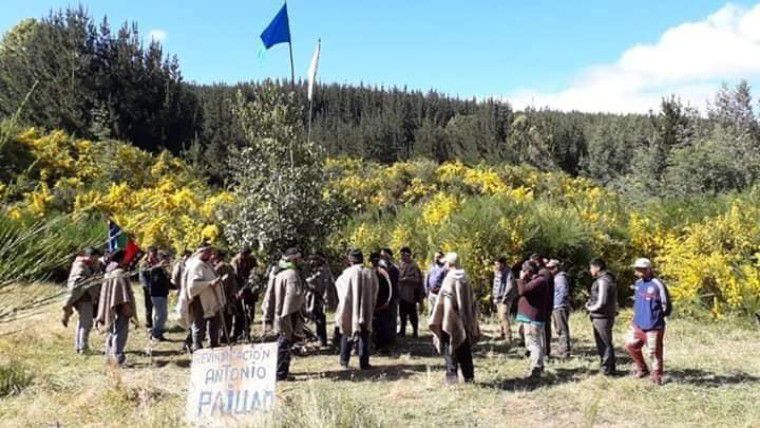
[148,29,168,43]
[506,3,760,113]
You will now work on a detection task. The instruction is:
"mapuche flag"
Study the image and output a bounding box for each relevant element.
[260,4,291,49]
[107,220,140,266]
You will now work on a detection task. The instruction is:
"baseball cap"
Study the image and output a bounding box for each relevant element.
[633,258,652,269]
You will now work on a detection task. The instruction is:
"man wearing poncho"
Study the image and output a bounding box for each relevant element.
[62,247,102,354]
[429,252,480,384]
[262,248,306,381]
[179,245,225,351]
[335,250,378,370]
[96,250,137,366]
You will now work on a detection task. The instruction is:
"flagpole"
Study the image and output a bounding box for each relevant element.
[307,96,314,143]
[287,41,294,168]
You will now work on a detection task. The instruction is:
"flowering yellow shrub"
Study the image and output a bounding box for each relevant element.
[327,159,760,317]
[422,193,460,226]
[4,128,233,253]
[4,129,758,317]
[657,201,760,315]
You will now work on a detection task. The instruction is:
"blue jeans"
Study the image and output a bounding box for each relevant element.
[151,296,168,338]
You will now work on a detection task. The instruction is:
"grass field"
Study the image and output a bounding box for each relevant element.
[0,282,758,427]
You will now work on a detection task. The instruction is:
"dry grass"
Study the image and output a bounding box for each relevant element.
[0,282,758,427]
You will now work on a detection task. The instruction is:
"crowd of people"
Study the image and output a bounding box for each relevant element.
[61,244,671,385]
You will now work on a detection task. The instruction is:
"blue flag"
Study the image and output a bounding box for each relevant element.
[260,4,291,49]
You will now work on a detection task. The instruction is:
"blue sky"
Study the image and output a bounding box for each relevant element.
[2,1,760,112]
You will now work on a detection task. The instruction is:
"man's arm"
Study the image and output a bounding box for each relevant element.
[652,278,668,309]
[586,280,607,312]
[519,276,542,296]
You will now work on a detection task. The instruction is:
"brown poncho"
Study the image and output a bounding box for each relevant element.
[96,266,136,330]
[262,265,306,341]
[428,268,480,353]
[335,264,379,336]
[63,257,100,308]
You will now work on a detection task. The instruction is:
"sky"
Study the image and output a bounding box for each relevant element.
[2,0,760,113]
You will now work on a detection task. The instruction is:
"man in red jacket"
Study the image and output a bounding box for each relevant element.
[516,260,552,378]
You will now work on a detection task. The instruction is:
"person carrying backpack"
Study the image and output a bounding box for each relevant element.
[625,258,671,385]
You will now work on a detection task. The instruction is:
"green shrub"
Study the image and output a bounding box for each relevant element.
[0,361,32,397]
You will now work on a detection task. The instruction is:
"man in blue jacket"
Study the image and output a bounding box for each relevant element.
[625,258,670,385]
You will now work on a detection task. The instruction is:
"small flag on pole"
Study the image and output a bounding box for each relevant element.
[260,4,291,49]
[307,39,321,101]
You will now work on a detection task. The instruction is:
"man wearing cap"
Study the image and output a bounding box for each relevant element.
[305,253,334,347]
[492,256,516,346]
[231,248,260,342]
[397,247,423,338]
[429,252,479,384]
[516,260,553,378]
[335,249,378,369]
[586,258,618,376]
[547,259,571,359]
[625,258,670,385]
[184,246,225,351]
[62,247,103,354]
[262,248,306,381]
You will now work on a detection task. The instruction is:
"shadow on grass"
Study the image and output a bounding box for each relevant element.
[393,334,438,357]
[300,363,433,383]
[667,368,760,387]
[569,342,633,365]
[152,358,191,368]
[478,366,593,392]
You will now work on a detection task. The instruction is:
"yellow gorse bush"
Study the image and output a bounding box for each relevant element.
[329,159,760,317]
[4,128,233,253]
[657,201,760,315]
[3,129,758,317]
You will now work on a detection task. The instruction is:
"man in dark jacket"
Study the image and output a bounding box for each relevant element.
[371,252,395,355]
[397,247,423,338]
[380,248,400,347]
[149,251,172,341]
[516,260,552,378]
[231,248,258,342]
[586,258,618,376]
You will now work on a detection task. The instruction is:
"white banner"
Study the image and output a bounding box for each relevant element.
[186,342,278,424]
